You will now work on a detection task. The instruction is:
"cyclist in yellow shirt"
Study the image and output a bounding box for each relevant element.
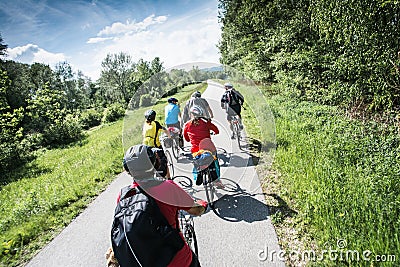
[142,109,171,178]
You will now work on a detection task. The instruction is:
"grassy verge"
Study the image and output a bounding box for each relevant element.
[0,82,206,267]
[238,83,399,266]
[0,120,124,266]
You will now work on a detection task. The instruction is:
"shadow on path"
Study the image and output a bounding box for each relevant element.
[212,193,269,223]
[208,178,297,225]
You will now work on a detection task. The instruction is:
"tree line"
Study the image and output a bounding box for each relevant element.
[0,35,224,174]
[218,0,400,112]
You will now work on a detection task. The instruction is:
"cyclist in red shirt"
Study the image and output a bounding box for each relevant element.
[183,106,223,188]
[183,106,219,154]
[114,144,207,267]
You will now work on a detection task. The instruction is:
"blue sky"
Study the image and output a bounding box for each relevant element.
[0,0,221,80]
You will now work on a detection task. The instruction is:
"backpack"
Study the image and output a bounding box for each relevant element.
[143,121,163,148]
[228,89,244,106]
[111,185,184,267]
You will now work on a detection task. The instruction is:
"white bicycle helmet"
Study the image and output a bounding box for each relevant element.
[190,105,204,118]
[224,82,233,89]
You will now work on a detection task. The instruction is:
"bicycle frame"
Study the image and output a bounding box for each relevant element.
[229,115,242,148]
[178,210,198,256]
[193,161,217,208]
[168,127,182,160]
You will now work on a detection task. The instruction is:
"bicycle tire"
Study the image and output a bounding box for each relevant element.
[171,137,180,160]
[164,149,174,178]
[185,224,198,256]
[203,169,216,207]
[172,175,193,189]
[235,123,241,149]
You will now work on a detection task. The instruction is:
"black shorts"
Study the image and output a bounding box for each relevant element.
[154,148,168,178]
[226,104,241,121]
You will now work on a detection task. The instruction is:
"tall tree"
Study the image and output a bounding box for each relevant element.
[55,61,80,110]
[99,52,135,104]
[150,57,164,74]
[218,0,400,110]
[0,69,24,171]
[0,34,7,57]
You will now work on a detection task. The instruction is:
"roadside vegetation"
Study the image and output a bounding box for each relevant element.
[0,82,206,267]
[219,1,399,266]
[238,82,399,266]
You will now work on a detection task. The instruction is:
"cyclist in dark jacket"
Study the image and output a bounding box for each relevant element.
[220,83,244,139]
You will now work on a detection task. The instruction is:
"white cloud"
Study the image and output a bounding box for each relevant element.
[87,37,114,44]
[97,14,168,36]
[77,6,221,80]
[93,12,221,71]
[6,44,67,66]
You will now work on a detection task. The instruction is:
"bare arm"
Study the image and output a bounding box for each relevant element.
[163,128,171,138]
[186,200,207,216]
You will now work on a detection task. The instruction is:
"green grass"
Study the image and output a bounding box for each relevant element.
[270,96,400,266]
[0,82,206,267]
[0,120,125,266]
[235,81,400,266]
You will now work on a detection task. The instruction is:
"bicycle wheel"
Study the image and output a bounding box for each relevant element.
[179,211,199,256]
[185,224,198,256]
[172,175,193,189]
[203,170,216,207]
[171,137,180,160]
[235,123,241,149]
[164,149,174,178]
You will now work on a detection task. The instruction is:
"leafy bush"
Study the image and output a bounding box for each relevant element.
[0,142,20,173]
[139,94,154,107]
[102,103,125,123]
[42,114,85,147]
[79,109,102,130]
[0,107,25,172]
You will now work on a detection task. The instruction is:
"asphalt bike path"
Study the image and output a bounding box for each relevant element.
[26,80,285,267]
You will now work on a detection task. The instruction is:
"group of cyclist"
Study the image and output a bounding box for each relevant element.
[112,82,244,267]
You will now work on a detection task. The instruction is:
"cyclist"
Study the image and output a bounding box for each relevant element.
[143,109,171,178]
[181,91,213,126]
[165,97,184,148]
[183,106,223,188]
[220,83,244,139]
[120,144,207,267]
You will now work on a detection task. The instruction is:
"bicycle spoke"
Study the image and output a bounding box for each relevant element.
[204,170,216,207]
[236,124,241,149]
[174,138,180,160]
[178,212,198,256]
[164,150,174,178]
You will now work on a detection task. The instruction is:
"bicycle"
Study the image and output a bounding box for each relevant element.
[192,153,220,208]
[164,149,174,178]
[229,114,242,149]
[167,126,183,160]
[178,210,198,256]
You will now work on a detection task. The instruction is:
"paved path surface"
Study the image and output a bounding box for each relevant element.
[26,80,285,267]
